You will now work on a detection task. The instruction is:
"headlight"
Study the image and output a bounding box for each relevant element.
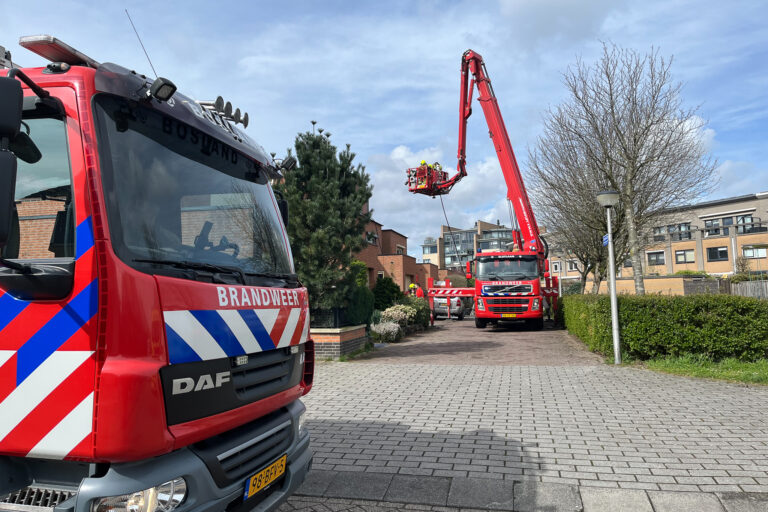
[532,298,540,311]
[92,478,187,512]
[476,298,485,311]
[298,411,307,436]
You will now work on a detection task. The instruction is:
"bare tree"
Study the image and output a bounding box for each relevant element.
[531,43,717,295]
[529,106,630,295]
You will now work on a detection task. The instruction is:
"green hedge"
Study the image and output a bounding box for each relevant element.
[562,294,768,361]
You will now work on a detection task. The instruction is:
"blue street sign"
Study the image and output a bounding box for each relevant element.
[602,234,609,246]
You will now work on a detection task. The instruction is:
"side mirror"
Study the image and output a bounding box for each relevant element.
[277,198,289,227]
[0,77,23,138]
[0,152,18,250]
[0,77,22,250]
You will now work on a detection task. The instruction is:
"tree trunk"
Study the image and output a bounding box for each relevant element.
[590,269,603,294]
[579,271,588,294]
[624,203,646,295]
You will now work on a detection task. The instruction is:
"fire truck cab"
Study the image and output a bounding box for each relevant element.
[0,36,313,512]
[469,252,546,330]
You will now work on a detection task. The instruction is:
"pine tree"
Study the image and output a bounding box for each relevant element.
[277,131,372,310]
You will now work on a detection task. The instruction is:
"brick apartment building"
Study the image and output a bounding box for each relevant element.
[355,218,447,292]
[549,191,768,283]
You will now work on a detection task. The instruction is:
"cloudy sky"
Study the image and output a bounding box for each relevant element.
[3,0,767,257]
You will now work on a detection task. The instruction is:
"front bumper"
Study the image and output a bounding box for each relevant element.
[475,296,541,320]
[0,401,311,512]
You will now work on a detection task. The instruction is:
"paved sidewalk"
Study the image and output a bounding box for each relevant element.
[280,471,768,511]
[306,362,768,493]
[354,322,603,366]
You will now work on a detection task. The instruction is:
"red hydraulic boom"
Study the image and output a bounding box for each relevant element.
[406,49,545,257]
[407,50,558,329]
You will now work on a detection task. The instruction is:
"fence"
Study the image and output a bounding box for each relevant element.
[310,308,352,328]
[732,280,768,300]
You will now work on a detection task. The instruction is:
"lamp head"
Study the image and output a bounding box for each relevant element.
[597,190,620,208]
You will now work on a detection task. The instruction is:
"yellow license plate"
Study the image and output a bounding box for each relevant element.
[502,313,517,318]
[244,455,287,500]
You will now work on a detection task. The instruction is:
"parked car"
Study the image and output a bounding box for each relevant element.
[433,296,466,320]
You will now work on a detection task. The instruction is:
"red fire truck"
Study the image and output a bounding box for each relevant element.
[407,50,558,330]
[0,36,313,512]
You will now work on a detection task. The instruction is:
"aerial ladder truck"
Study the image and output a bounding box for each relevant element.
[407,50,559,330]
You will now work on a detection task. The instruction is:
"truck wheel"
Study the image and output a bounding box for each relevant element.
[475,318,487,329]
[528,318,544,331]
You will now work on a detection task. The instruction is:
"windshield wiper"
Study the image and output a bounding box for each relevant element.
[0,258,33,274]
[133,258,245,284]
[245,270,296,280]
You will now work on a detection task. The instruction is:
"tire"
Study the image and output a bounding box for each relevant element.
[474,318,487,329]
[527,317,544,331]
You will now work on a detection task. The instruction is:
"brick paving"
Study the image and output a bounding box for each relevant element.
[302,322,768,494]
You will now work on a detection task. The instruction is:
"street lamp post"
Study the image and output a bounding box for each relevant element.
[597,190,621,365]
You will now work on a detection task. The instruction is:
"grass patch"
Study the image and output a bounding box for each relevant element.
[338,341,374,362]
[645,354,768,385]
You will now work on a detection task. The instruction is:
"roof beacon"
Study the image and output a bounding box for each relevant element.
[19,35,100,68]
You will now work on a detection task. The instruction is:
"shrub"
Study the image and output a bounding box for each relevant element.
[381,304,417,327]
[346,285,374,326]
[674,270,711,278]
[373,277,403,310]
[349,260,369,287]
[730,273,751,284]
[370,321,402,343]
[562,294,768,361]
[562,281,583,295]
[402,296,431,328]
[371,309,382,325]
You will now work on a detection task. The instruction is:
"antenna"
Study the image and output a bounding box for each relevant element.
[125,9,158,78]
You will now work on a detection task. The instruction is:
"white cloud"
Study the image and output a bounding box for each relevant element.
[713,161,768,199]
[368,145,514,258]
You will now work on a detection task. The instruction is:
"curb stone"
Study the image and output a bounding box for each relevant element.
[295,470,768,512]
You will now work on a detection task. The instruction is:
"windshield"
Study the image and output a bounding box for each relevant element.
[1,116,73,261]
[93,94,293,280]
[476,256,539,281]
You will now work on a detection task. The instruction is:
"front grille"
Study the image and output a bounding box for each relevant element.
[489,306,528,313]
[483,284,532,294]
[192,408,294,488]
[160,345,303,425]
[486,298,529,305]
[232,348,295,402]
[1,486,75,511]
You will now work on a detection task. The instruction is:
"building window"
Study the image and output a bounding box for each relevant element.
[669,223,692,241]
[567,260,579,272]
[366,231,379,245]
[706,246,728,262]
[704,219,720,237]
[552,261,561,273]
[736,214,753,234]
[423,245,437,254]
[623,259,633,268]
[652,226,666,242]
[743,246,767,259]
[647,251,665,266]
[722,217,733,235]
[377,271,384,280]
[675,249,695,264]
[396,245,405,255]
